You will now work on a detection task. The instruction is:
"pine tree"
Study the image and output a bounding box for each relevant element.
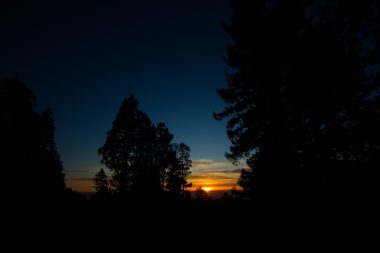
[99,96,193,198]
[215,0,380,201]
[0,78,65,201]
[166,143,192,196]
[154,122,174,190]
[98,96,155,195]
[93,168,109,194]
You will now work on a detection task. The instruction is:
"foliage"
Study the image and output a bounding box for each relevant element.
[0,78,65,200]
[93,168,110,193]
[215,0,380,199]
[98,96,192,198]
[166,143,192,196]
[237,168,255,199]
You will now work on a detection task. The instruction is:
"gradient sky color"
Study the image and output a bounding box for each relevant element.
[1,0,245,192]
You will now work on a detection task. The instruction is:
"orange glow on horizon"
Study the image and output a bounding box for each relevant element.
[203,187,212,192]
[66,178,93,193]
[188,185,241,191]
[66,178,240,193]
[65,168,242,193]
[188,176,241,191]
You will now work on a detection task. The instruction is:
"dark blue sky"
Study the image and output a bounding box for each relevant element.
[1,0,239,190]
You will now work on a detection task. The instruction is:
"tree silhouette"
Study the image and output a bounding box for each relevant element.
[166,143,192,197]
[0,78,65,201]
[93,168,110,194]
[99,95,192,199]
[98,96,155,195]
[215,0,380,201]
[154,122,174,190]
[237,168,255,200]
[36,109,66,196]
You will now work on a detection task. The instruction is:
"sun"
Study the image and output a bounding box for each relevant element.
[203,187,212,192]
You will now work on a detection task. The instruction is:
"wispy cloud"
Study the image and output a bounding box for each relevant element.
[188,165,242,190]
[192,159,231,170]
[190,170,240,180]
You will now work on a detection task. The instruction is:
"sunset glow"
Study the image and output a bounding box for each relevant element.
[203,187,212,192]
[65,159,244,193]
[188,162,243,192]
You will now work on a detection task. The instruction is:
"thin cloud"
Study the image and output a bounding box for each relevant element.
[189,174,206,179]
[193,159,218,166]
[192,159,231,170]
[190,170,241,180]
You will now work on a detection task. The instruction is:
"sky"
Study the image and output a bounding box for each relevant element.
[0,0,244,192]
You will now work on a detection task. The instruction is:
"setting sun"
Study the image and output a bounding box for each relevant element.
[203,187,212,192]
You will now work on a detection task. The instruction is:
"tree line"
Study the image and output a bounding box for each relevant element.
[0,78,192,203]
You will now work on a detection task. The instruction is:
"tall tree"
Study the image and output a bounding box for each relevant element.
[154,122,174,190]
[93,168,109,194]
[166,143,192,197]
[36,109,66,195]
[98,96,155,195]
[0,78,65,200]
[99,96,193,198]
[215,0,380,201]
